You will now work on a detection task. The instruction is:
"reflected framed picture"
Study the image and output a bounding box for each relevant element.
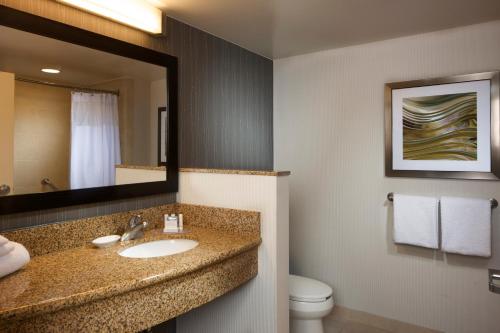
[385,71,500,180]
[157,106,167,166]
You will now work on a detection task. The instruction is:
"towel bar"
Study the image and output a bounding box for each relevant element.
[386,192,498,209]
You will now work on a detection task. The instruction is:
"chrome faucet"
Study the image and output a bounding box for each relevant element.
[121,214,148,241]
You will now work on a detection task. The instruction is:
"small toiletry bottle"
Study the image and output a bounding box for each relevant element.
[163,214,170,232]
[178,214,183,232]
[166,214,178,232]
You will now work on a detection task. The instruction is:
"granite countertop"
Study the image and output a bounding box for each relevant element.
[179,168,291,176]
[0,226,261,323]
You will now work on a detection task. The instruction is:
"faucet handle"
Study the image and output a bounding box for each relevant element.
[128,214,142,228]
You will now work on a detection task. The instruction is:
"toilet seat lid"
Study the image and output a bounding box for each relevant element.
[289,274,332,303]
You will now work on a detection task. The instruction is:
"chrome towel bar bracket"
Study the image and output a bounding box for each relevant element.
[386,192,498,209]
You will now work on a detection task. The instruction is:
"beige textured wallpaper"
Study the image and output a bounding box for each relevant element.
[0,72,15,193]
[274,21,500,333]
[14,81,70,194]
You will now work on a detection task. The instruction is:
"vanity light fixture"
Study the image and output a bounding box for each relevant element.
[56,0,163,34]
[41,68,61,74]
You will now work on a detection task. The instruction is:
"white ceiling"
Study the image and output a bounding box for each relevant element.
[153,0,500,59]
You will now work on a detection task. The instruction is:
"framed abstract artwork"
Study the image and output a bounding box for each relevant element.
[385,71,500,180]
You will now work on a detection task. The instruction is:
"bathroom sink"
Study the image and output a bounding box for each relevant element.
[119,239,198,258]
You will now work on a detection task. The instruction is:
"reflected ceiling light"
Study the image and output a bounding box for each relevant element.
[56,0,163,34]
[41,68,61,74]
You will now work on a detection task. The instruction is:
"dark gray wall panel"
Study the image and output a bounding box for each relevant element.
[165,18,273,170]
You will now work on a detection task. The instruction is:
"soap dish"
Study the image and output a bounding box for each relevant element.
[92,235,120,248]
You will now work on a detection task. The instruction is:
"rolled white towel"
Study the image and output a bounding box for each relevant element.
[0,242,14,256]
[0,235,8,246]
[0,242,30,278]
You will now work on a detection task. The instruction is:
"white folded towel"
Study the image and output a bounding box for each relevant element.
[0,241,30,278]
[441,196,491,257]
[393,194,439,249]
[0,242,14,256]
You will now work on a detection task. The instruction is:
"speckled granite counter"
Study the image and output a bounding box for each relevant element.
[0,204,261,332]
[180,167,291,176]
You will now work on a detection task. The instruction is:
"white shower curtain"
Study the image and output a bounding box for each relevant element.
[70,92,121,189]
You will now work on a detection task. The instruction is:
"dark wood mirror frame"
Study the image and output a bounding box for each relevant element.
[0,5,178,215]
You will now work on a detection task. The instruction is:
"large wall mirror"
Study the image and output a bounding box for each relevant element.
[0,6,178,214]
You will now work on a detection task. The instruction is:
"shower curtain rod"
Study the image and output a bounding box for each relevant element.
[15,77,120,96]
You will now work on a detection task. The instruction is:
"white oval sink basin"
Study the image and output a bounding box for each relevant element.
[119,239,198,258]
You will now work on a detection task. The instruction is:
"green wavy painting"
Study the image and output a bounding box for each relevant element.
[403,92,477,160]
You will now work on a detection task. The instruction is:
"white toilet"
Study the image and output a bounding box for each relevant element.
[289,274,334,333]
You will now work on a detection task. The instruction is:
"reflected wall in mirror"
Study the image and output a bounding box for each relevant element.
[0,26,168,196]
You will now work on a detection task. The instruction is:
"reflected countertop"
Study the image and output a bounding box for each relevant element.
[115,164,166,171]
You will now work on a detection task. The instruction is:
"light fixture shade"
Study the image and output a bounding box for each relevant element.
[56,0,163,34]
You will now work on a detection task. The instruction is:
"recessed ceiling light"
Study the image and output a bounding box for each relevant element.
[41,68,61,74]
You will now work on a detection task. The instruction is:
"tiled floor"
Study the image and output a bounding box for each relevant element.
[322,306,442,333]
[325,319,391,333]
